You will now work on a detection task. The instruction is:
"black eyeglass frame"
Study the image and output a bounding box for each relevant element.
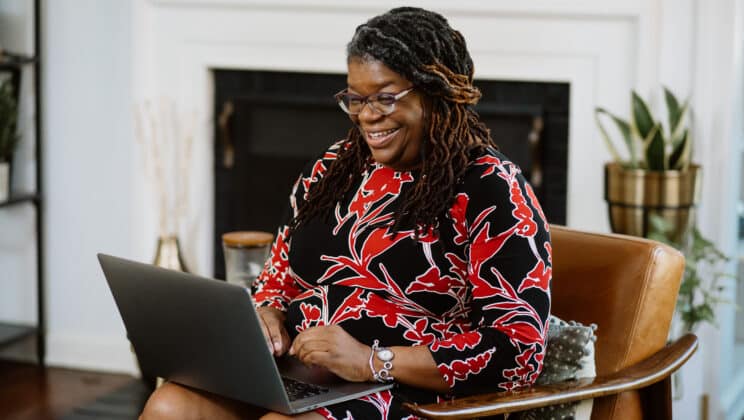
[334,87,414,116]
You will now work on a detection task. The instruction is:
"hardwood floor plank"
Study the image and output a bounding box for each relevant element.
[0,360,145,420]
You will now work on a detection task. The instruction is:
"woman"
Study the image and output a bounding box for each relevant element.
[141,7,551,420]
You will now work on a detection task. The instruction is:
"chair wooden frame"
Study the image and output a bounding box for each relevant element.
[403,334,697,419]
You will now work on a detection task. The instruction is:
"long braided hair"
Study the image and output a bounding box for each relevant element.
[290,7,498,235]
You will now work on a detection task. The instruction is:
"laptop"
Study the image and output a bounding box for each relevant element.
[98,253,393,414]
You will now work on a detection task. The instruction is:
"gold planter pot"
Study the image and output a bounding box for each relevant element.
[604,163,701,243]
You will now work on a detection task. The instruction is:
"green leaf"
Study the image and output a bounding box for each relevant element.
[643,123,665,170]
[664,87,681,132]
[672,222,735,332]
[632,91,655,139]
[670,101,689,146]
[664,88,690,154]
[669,129,690,170]
[595,107,633,166]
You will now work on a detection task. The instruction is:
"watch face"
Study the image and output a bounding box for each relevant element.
[377,348,394,361]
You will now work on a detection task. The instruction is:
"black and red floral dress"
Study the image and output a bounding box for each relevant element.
[253,141,552,420]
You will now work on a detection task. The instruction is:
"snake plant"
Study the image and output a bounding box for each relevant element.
[596,87,691,171]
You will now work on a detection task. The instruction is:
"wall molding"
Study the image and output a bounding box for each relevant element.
[150,0,649,18]
[46,333,139,375]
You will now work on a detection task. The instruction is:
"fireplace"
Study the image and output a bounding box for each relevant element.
[212,69,569,278]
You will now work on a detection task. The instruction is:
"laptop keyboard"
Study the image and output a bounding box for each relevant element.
[282,376,330,401]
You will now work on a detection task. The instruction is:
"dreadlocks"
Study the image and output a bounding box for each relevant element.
[290,7,497,235]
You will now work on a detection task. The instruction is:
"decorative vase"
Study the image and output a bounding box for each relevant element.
[604,163,702,244]
[152,235,189,272]
[0,161,9,202]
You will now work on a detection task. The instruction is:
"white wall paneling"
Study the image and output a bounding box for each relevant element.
[42,0,137,373]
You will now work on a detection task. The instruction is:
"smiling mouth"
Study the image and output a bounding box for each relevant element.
[364,128,400,148]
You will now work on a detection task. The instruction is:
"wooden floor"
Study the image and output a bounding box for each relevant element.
[0,360,149,420]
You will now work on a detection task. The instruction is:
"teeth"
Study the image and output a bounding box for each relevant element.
[368,128,397,138]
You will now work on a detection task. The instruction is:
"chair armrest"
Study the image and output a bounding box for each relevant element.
[403,333,697,419]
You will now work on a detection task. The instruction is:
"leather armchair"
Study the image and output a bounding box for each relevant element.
[404,225,697,419]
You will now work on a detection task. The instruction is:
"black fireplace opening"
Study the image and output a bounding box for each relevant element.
[213,69,569,278]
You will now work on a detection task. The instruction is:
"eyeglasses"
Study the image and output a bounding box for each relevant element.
[334,87,414,116]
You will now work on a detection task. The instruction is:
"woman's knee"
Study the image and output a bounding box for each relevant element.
[140,382,193,420]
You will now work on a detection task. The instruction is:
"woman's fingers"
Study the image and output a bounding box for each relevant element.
[257,307,289,356]
[290,334,328,362]
[275,322,291,355]
[257,313,275,354]
[296,348,331,367]
[288,325,370,382]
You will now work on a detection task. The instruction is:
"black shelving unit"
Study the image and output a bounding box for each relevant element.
[0,0,44,365]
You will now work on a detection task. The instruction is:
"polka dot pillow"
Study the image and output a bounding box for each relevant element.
[511,315,597,420]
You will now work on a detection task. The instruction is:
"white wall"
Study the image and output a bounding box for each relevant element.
[692,1,744,419]
[42,0,138,373]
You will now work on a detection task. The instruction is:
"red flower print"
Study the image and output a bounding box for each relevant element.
[500,344,541,390]
[524,182,549,233]
[301,159,328,196]
[298,302,322,332]
[431,330,482,351]
[438,348,496,387]
[517,259,551,293]
[405,266,460,295]
[448,193,469,245]
[360,390,394,419]
[403,318,437,345]
[474,155,503,177]
[348,168,413,218]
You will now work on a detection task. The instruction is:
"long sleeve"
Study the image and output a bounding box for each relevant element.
[252,143,343,311]
[252,176,301,311]
[427,153,552,394]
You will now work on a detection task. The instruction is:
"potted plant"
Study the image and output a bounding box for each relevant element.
[597,88,732,334]
[596,88,701,243]
[0,78,19,202]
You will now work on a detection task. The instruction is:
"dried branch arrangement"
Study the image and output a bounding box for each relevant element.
[134,99,196,237]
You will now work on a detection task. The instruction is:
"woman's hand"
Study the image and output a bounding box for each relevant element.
[256,306,291,356]
[289,325,371,382]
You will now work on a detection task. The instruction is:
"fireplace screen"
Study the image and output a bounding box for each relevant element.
[213,69,568,278]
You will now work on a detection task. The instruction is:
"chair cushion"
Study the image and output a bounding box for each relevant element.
[511,315,597,420]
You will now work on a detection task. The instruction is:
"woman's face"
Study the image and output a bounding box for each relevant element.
[347,58,426,171]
